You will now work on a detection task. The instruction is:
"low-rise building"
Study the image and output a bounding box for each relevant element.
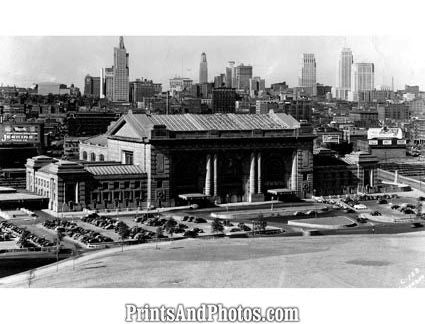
[356,127,406,161]
[25,155,147,212]
[313,149,379,195]
[349,110,379,128]
[377,103,410,122]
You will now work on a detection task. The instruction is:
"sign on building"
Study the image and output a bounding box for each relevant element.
[0,124,41,144]
[322,135,340,143]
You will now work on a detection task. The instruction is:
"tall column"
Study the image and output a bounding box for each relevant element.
[75,182,79,203]
[213,153,218,197]
[291,151,298,191]
[370,169,374,187]
[63,181,66,205]
[257,152,262,194]
[205,154,212,196]
[249,152,256,195]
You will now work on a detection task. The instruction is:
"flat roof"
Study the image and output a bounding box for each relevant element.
[0,191,45,202]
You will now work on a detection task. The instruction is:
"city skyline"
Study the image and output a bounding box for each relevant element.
[0,36,424,91]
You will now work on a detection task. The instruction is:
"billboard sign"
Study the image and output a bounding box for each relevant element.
[322,135,340,143]
[0,124,41,144]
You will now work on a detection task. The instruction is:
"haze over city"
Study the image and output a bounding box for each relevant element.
[1,36,424,90]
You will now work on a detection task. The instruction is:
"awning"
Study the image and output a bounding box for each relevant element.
[178,193,208,200]
[267,188,296,195]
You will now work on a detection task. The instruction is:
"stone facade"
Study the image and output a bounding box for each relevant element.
[313,149,379,196]
[78,111,315,208]
[26,156,148,212]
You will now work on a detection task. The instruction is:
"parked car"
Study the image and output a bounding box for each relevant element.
[354,204,367,210]
[356,216,368,223]
[403,209,415,215]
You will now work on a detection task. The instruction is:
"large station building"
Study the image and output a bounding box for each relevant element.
[26,111,315,212]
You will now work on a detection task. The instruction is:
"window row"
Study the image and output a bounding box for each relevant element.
[81,151,105,161]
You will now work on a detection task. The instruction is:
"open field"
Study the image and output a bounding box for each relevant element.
[2,232,425,288]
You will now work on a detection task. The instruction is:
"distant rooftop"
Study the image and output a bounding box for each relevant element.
[81,134,108,147]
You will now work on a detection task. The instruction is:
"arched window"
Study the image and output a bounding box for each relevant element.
[99,154,105,161]
[82,151,87,160]
[90,152,96,161]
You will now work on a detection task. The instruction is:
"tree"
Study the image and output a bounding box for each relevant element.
[116,221,130,252]
[18,230,30,248]
[416,201,423,218]
[254,214,267,233]
[155,226,164,239]
[211,219,224,233]
[164,217,177,234]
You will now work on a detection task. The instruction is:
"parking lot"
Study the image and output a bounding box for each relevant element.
[360,196,419,219]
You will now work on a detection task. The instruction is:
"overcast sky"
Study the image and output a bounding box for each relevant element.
[0,36,423,91]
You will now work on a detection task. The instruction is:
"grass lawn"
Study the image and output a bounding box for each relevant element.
[3,232,425,288]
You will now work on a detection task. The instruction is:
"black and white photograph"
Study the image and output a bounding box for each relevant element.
[0,0,424,323]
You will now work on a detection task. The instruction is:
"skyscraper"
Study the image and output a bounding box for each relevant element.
[249,76,265,98]
[199,52,208,84]
[214,74,226,88]
[225,61,235,88]
[112,36,129,102]
[299,53,317,96]
[235,64,253,92]
[336,48,353,100]
[350,63,374,102]
[101,67,114,100]
[84,75,100,97]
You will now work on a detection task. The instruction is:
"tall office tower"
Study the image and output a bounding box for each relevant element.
[199,52,208,84]
[112,36,129,102]
[225,61,235,88]
[84,75,100,97]
[249,76,266,97]
[101,67,114,100]
[299,53,317,96]
[350,63,374,102]
[235,64,253,92]
[336,48,353,100]
[100,68,105,98]
[214,74,226,88]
